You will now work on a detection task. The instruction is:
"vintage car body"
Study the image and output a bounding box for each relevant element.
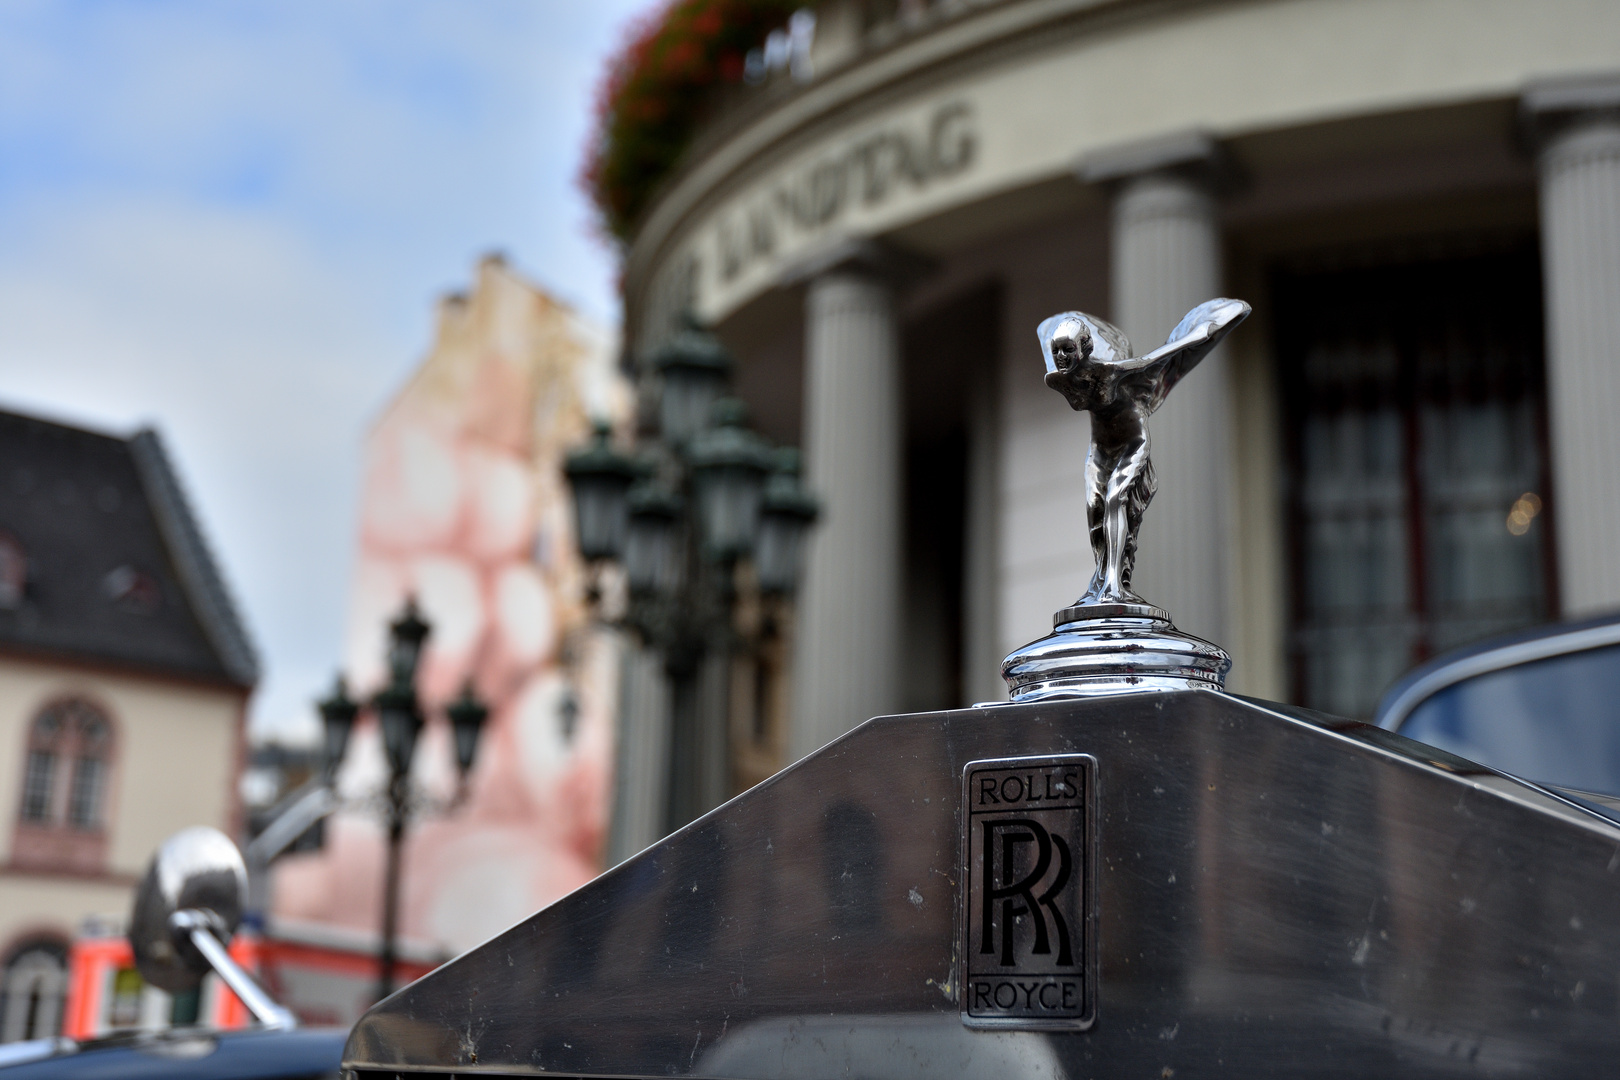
[343,689,1620,1078]
[0,1027,346,1079]
[1377,611,1620,800]
[345,294,1620,1077]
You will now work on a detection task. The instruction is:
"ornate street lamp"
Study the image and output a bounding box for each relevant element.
[317,597,490,1004]
[564,316,818,833]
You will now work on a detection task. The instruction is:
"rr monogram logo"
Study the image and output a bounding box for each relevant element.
[980,819,1072,966]
[961,754,1095,1030]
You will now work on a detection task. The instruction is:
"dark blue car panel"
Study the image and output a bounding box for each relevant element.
[1396,640,1620,796]
[0,1027,346,1079]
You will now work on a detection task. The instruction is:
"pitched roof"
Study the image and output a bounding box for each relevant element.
[0,408,259,688]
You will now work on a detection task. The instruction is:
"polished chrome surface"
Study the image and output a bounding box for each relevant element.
[346,692,1620,1077]
[130,826,248,993]
[130,826,296,1029]
[999,299,1248,702]
[1038,298,1248,608]
[1001,613,1230,701]
[170,910,296,1030]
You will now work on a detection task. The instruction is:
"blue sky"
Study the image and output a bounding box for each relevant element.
[0,0,653,741]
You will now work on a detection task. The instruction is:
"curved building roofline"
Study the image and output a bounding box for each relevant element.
[129,429,260,687]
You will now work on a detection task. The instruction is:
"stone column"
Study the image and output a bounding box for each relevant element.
[1080,134,1232,645]
[790,266,905,760]
[1527,78,1620,615]
[605,639,669,865]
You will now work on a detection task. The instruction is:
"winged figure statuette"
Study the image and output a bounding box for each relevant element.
[1037,297,1250,610]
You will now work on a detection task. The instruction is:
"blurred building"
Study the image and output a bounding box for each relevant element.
[0,409,256,1040]
[270,256,627,1005]
[613,0,1620,835]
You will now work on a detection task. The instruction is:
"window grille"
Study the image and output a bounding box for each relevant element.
[1276,246,1554,718]
[68,757,103,828]
[20,752,53,823]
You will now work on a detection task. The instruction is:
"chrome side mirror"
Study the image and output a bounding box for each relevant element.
[129,826,295,1029]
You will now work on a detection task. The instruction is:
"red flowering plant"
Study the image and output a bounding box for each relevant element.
[584,0,798,244]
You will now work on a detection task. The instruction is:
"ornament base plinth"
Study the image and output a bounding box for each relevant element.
[999,608,1231,703]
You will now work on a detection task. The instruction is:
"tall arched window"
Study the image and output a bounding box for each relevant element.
[12,700,115,873]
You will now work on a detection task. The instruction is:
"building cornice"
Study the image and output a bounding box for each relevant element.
[623,0,1162,303]
[625,0,1620,332]
[0,644,251,699]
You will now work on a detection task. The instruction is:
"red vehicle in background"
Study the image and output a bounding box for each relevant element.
[61,916,442,1038]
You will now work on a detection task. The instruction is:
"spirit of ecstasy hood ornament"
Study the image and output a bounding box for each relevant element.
[1000,298,1250,702]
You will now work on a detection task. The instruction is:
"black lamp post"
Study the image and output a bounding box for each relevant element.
[372,599,428,1004]
[564,316,817,831]
[318,596,490,1004]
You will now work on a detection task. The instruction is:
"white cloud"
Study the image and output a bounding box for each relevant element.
[0,0,655,742]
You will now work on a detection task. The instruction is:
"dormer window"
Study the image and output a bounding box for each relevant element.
[11,700,116,874]
[101,565,160,614]
[0,532,24,609]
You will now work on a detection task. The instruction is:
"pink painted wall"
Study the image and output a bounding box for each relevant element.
[273,256,627,955]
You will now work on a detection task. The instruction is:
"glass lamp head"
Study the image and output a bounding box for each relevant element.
[316,675,360,780]
[374,682,422,779]
[755,447,820,594]
[387,597,432,688]
[686,399,773,562]
[623,482,684,596]
[446,680,490,779]
[563,421,638,563]
[648,314,733,445]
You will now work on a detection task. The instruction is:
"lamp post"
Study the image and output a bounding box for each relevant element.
[318,597,488,1003]
[564,315,818,830]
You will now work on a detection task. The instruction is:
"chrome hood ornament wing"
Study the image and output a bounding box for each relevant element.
[1001,299,1249,702]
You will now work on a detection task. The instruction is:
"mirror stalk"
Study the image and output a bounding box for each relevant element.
[169,909,297,1030]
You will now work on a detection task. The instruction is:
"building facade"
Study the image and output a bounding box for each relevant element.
[271,256,628,983]
[0,409,256,1040]
[613,0,1620,848]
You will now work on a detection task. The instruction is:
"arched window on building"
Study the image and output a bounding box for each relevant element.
[11,700,115,873]
[0,939,67,1043]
